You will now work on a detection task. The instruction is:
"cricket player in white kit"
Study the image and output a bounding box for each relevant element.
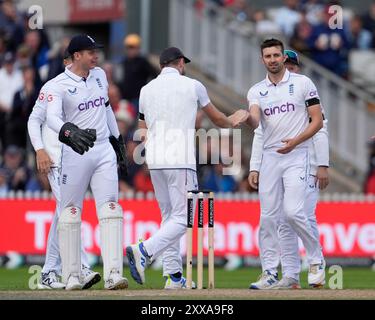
[249,50,329,289]
[246,39,325,289]
[46,35,128,290]
[126,47,249,289]
[27,52,101,290]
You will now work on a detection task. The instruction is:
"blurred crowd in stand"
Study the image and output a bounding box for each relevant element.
[2,0,375,194]
[199,0,375,78]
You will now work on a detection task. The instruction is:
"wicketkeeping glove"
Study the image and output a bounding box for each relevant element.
[109,134,128,176]
[59,122,96,155]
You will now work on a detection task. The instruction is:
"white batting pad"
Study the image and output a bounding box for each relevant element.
[98,202,124,280]
[58,206,82,284]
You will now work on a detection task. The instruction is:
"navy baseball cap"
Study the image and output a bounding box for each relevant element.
[67,35,104,55]
[284,50,300,66]
[159,47,191,65]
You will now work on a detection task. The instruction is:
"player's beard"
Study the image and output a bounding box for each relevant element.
[266,62,283,74]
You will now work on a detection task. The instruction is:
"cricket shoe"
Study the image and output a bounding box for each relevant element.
[164,275,197,290]
[104,270,128,290]
[65,274,83,290]
[81,265,101,290]
[37,271,65,290]
[126,242,151,285]
[308,260,326,288]
[249,270,279,290]
[271,277,301,290]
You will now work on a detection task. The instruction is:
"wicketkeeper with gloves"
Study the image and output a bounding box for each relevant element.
[46,34,128,290]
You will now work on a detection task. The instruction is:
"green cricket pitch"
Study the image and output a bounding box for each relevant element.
[0,267,374,300]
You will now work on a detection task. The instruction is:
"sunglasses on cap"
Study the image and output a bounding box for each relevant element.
[284,50,300,66]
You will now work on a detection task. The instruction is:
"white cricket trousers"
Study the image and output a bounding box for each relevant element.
[258,148,322,275]
[143,169,198,277]
[278,175,324,280]
[42,167,89,275]
[59,140,118,211]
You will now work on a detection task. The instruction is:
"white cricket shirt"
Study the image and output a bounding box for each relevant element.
[247,69,320,150]
[250,120,329,175]
[28,81,62,167]
[46,66,111,142]
[139,67,210,171]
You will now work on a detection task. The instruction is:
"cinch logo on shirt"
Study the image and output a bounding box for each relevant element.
[78,96,105,111]
[264,102,295,116]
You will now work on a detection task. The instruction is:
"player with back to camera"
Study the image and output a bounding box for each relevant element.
[27,49,100,290]
[248,49,329,289]
[126,47,249,289]
[46,35,128,290]
[246,39,326,290]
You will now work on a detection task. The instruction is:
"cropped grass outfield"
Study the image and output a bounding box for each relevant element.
[0,267,374,300]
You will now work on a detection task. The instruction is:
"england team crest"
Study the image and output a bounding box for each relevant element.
[289,84,294,95]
